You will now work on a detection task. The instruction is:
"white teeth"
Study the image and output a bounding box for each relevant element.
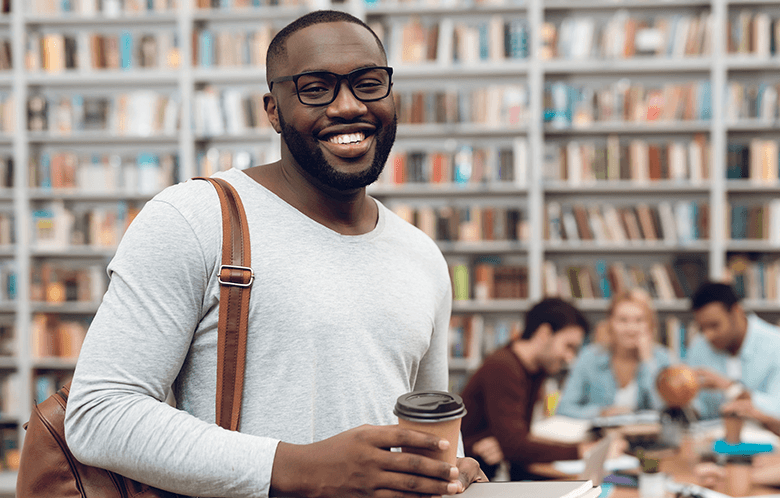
[328,132,365,144]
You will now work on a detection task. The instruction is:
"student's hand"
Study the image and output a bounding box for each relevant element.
[695,368,731,390]
[455,457,489,492]
[471,436,504,466]
[638,328,653,362]
[721,398,759,420]
[695,462,726,489]
[270,424,461,498]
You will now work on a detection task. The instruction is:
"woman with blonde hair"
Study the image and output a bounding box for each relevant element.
[557,288,672,418]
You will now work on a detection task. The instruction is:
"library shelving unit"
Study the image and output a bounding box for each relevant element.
[357,0,780,394]
[0,0,779,494]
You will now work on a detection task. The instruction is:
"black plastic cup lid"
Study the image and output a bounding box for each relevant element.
[394,391,467,422]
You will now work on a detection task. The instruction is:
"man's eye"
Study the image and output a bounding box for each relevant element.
[354,79,383,91]
[299,84,330,95]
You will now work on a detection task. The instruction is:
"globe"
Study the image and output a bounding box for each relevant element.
[656,365,699,408]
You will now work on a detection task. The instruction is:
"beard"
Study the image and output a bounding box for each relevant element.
[278,109,397,191]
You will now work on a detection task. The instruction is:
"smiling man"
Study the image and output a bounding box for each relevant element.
[64,10,484,498]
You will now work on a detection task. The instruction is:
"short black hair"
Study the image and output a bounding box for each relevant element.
[691,282,740,311]
[521,298,589,340]
[266,10,387,85]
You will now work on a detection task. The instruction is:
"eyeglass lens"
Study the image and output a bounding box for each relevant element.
[296,67,391,105]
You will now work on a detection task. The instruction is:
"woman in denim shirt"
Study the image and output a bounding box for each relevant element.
[557,289,672,419]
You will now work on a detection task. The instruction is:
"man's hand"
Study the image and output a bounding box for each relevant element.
[455,457,489,492]
[471,436,504,466]
[695,368,731,390]
[270,424,462,498]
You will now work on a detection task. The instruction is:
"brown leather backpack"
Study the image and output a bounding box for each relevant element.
[16,177,253,498]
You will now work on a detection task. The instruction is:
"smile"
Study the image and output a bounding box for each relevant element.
[328,132,366,145]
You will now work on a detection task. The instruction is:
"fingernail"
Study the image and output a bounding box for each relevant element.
[447,482,459,494]
[439,439,450,450]
[449,466,459,479]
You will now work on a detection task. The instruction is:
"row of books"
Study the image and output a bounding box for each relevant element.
[542,257,707,301]
[451,260,529,301]
[27,30,181,73]
[0,93,14,134]
[35,371,73,406]
[0,157,12,189]
[727,140,780,182]
[374,143,527,186]
[0,323,12,356]
[195,26,273,68]
[540,11,712,60]
[1,373,18,417]
[544,80,712,129]
[725,81,779,122]
[32,151,179,194]
[730,201,780,243]
[31,0,176,15]
[0,263,16,303]
[0,425,19,472]
[0,212,14,246]
[195,0,308,8]
[391,204,527,242]
[0,40,11,72]
[546,201,709,246]
[377,16,529,66]
[193,87,270,138]
[727,255,780,303]
[28,91,180,136]
[31,201,141,250]
[31,313,88,360]
[545,136,710,184]
[727,11,780,57]
[30,262,106,304]
[197,146,276,177]
[394,85,528,127]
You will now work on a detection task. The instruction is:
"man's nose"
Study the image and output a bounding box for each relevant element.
[327,80,368,117]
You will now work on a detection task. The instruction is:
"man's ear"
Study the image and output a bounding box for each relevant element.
[263,93,282,134]
[532,323,553,345]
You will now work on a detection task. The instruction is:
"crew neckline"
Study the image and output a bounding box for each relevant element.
[222,168,386,242]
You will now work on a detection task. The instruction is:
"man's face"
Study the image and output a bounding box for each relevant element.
[269,22,397,192]
[694,302,740,353]
[538,325,585,376]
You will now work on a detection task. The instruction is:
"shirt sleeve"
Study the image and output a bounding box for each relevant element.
[556,348,604,420]
[64,195,279,498]
[480,361,579,465]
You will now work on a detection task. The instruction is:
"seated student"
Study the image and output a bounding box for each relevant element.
[557,289,672,419]
[685,282,780,421]
[461,298,596,481]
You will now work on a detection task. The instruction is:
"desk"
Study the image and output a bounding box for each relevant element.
[529,428,780,497]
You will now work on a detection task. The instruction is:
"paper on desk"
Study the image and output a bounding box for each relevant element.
[553,455,640,475]
[531,415,592,444]
[695,419,780,446]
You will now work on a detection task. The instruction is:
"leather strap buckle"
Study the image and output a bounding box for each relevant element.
[218,265,254,288]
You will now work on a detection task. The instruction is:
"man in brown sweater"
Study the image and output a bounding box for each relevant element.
[460,298,592,481]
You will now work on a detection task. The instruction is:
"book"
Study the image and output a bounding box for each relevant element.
[445,480,600,498]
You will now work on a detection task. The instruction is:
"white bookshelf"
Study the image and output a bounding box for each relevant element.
[0,0,779,494]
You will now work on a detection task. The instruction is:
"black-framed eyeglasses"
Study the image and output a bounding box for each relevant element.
[269,66,393,106]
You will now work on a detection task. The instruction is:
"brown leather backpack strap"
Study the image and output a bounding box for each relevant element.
[195,176,252,432]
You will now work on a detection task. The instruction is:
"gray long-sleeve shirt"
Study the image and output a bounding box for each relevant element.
[64,168,452,498]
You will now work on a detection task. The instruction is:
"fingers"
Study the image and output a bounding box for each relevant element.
[371,425,450,453]
[456,457,487,491]
[374,460,460,497]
